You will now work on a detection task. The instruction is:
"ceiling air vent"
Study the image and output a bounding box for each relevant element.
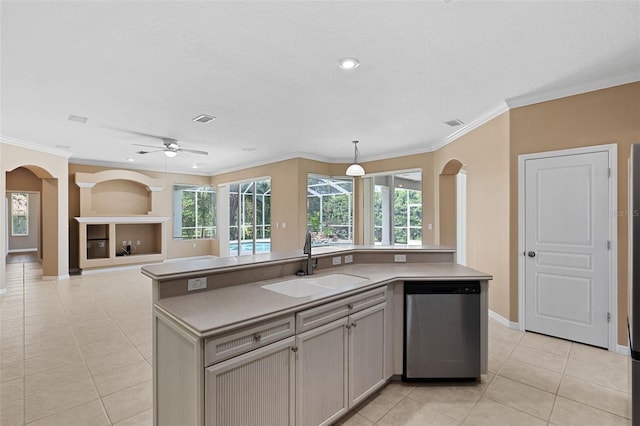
[444,119,464,127]
[192,114,216,124]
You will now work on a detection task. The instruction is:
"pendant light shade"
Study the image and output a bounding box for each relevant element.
[346,140,365,176]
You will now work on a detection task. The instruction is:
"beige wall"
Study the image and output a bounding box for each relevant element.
[434,113,511,320]
[1,142,70,280]
[510,82,640,344]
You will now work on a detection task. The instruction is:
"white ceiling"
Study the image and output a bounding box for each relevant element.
[1,1,639,175]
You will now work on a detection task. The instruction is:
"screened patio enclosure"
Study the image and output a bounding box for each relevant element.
[228,178,271,256]
[307,175,354,246]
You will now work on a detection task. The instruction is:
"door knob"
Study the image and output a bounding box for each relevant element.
[527,251,536,258]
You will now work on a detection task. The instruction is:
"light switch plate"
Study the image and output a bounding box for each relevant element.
[344,254,353,264]
[332,256,342,265]
[394,254,407,263]
[188,277,207,291]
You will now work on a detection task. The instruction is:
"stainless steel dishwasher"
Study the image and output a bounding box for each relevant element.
[403,281,480,380]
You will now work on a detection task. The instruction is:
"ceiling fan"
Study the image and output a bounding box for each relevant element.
[133,138,208,158]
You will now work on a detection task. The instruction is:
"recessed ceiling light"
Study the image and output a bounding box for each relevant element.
[444,119,464,127]
[191,164,199,169]
[68,114,88,123]
[192,114,216,124]
[127,158,134,162]
[338,57,360,70]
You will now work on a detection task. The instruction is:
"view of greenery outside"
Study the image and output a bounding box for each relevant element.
[11,192,28,236]
[307,175,354,244]
[173,185,216,239]
[374,185,422,245]
[229,178,271,254]
[394,188,422,244]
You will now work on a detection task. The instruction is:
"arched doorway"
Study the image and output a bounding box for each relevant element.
[5,165,59,277]
[439,159,466,264]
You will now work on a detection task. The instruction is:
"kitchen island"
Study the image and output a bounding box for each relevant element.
[143,246,492,426]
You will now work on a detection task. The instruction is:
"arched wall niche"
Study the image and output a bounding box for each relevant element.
[91,179,150,215]
[439,159,464,247]
[75,169,164,216]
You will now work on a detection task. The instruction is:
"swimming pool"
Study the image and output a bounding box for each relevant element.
[229,241,271,253]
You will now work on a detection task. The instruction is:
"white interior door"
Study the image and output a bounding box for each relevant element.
[524,151,610,348]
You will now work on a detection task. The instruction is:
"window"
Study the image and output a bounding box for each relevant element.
[307,175,354,245]
[370,171,422,245]
[228,178,271,255]
[11,192,29,236]
[173,185,216,239]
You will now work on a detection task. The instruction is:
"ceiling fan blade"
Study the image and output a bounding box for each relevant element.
[133,143,163,149]
[180,148,209,155]
[136,149,164,155]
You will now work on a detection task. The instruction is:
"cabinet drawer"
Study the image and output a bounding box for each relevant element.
[205,315,295,366]
[296,287,387,333]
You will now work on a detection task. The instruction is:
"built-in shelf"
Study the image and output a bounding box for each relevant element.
[76,217,169,271]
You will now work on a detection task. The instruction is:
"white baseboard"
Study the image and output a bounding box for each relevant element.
[42,274,70,281]
[616,344,630,355]
[489,310,521,330]
[164,255,217,263]
[80,265,144,275]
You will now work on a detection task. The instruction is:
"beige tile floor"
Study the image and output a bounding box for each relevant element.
[1,260,632,425]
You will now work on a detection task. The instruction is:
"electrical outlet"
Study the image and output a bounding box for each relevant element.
[122,241,126,246]
[394,254,407,263]
[344,254,353,264]
[332,256,342,265]
[136,240,141,245]
[188,277,207,291]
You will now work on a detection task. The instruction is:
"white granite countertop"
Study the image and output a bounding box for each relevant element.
[155,262,491,338]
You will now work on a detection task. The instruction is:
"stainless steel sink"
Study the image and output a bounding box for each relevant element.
[261,273,368,297]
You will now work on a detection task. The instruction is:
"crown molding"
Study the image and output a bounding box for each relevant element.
[505,71,640,109]
[1,135,73,159]
[429,102,510,152]
[68,157,213,176]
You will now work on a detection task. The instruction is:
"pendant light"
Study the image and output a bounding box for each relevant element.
[346,140,365,176]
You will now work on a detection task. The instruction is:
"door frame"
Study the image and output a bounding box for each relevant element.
[517,143,618,352]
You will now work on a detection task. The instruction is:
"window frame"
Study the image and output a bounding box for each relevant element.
[172,184,217,240]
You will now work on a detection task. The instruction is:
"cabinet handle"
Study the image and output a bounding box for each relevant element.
[345,324,352,329]
[352,322,357,328]
[291,346,298,352]
[347,304,354,310]
[253,333,261,342]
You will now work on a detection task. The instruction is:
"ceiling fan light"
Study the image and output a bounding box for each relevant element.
[164,150,178,158]
[338,57,360,70]
[346,163,365,176]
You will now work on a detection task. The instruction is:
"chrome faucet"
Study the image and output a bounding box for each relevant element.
[303,230,313,275]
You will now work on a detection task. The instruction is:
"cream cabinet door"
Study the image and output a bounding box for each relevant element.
[295,317,349,426]
[348,302,386,407]
[205,336,295,426]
